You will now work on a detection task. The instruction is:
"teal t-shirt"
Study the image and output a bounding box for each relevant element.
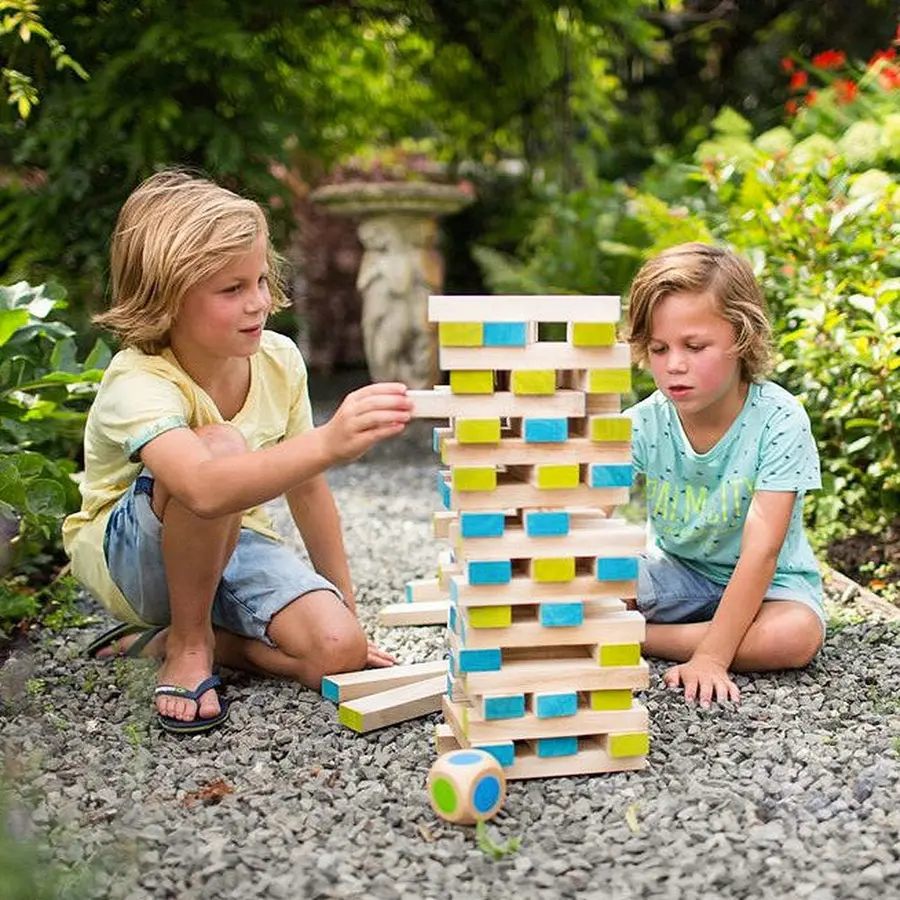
[626,380,823,608]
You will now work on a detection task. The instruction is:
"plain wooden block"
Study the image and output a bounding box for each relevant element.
[405,577,446,603]
[409,386,586,420]
[378,600,450,627]
[428,294,621,323]
[439,342,630,372]
[337,675,446,733]
[440,436,630,468]
[450,573,631,608]
[321,660,446,703]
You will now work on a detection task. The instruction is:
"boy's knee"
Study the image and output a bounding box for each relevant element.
[767,604,823,668]
[313,621,367,677]
[194,423,247,458]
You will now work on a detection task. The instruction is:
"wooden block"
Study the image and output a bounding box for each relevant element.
[533,692,579,718]
[596,557,639,581]
[378,600,450,627]
[467,559,512,585]
[435,722,460,755]
[450,370,494,394]
[585,393,622,414]
[524,510,570,537]
[428,295,621,323]
[409,387,586,420]
[522,418,568,443]
[482,694,526,719]
[590,689,634,711]
[454,519,646,563]
[596,643,642,667]
[589,415,632,442]
[532,463,580,489]
[568,322,617,346]
[510,370,556,395]
[447,476,630,511]
[452,466,497,492]
[530,557,576,582]
[338,675,446,733]
[451,646,503,674]
[539,601,584,627]
[440,342,630,372]
[441,437,631,467]
[459,511,505,538]
[468,605,513,628]
[432,510,456,539]
[322,660,446,703]
[483,322,528,346]
[450,573,631,607]
[405,577,446,603]
[588,464,634,488]
[608,732,650,758]
[444,695,649,745]
[439,322,483,346]
[460,655,650,695]
[456,607,644,650]
[581,369,632,394]
[455,417,501,444]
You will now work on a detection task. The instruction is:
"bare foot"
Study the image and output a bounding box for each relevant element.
[156,640,220,722]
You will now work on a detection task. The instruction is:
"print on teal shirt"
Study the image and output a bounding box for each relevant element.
[646,476,756,536]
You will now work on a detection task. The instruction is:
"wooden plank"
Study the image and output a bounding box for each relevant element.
[451,574,633,607]
[444,472,630,511]
[452,520,646,562]
[443,695,648,742]
[379,600,450,627]
[454,607,645,650]
[404,577,447,603]
[441,437,631,467]
[409,386,586,419]
[440,342,630,372]
[337,675,447,733]
[460,656,649,695]
[432,510,456,539]
[321,660,447,703]
[428,295,621,323]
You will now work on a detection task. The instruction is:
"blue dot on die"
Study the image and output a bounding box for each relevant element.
[473,775,501,814]
[448,750,486,766]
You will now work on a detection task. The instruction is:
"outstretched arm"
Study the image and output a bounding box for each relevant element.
[664,490,796,705]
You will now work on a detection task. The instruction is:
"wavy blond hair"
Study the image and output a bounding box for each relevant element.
[94,169,288,353]
[625,242,772,382]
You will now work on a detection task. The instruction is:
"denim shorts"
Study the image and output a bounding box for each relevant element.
[103,474,342,645]
[637,549,826,631]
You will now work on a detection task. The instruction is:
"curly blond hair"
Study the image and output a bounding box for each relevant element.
[625,242,772,382]
[94,169,289,353]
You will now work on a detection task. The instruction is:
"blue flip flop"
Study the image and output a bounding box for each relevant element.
[155,675,230,734]
[85,623,160,659]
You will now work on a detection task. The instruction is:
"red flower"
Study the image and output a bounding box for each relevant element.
[785,99,799,115]
[878,63,900,90]
[811,50,846,69]
[781,57,795,73]
[790,71,808,90]
[868,48,897,68]
[805,90,819,106]
[834,79,858,104]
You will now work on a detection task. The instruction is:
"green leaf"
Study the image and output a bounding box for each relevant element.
[0,309,29,347]
[845,435,873,454]
[24,479,67,518]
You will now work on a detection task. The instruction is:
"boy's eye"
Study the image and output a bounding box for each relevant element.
[648,345,666,355]
[686,343,706,352]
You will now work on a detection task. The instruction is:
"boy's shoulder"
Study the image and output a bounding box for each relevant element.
[750,380,810,420]
[258,329,306,369]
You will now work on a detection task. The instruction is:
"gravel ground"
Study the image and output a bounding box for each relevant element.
[2,375,900,899]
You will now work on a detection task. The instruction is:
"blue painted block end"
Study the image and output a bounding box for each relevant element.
[460,512,506,538]
[477,741,516,768]
[321,678,339,703]
[458,647,503,673]
[589,464,633,488]
[535,693,579,718]
[484,694,526,720]
[596,557,640,581]
[539,602,584,627]
[522,417,569,443]
[483,322,528,347]
[525,510,570,537]
[468,559,513,585]
[536,736,579,758]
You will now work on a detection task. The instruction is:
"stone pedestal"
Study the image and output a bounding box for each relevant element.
[310,181,473,388]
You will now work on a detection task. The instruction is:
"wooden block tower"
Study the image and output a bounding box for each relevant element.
[406,294,650,779]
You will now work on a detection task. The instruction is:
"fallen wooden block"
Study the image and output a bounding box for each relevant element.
[338,675,447,733]
[321,660,446,703]
[378,600,450,627]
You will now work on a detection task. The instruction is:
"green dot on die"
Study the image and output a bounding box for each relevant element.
[431,777,458,815]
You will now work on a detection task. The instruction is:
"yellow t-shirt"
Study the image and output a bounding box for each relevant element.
[62,330,314,623]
